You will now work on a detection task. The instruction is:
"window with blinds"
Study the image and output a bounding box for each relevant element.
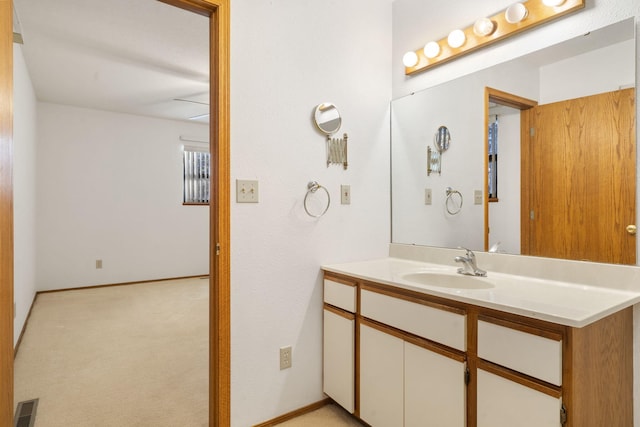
[488,116,499,202]
[183,146,210,205]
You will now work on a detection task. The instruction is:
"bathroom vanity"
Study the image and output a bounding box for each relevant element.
[322,254,639,427]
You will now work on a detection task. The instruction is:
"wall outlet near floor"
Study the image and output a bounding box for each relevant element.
[280,346,292,370]
[96,259,103,269]
[236,179,259,203]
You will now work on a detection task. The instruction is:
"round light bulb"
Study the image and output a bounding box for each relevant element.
[542,0,565,5]
[423,41,441,59]
[447,29,466,49]
[505,3,528,24]
[473,18,495,37]
[402,51,419,67]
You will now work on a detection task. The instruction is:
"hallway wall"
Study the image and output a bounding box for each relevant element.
[13,43,37,345]
[230,0,393,424]
[35,103,209,291]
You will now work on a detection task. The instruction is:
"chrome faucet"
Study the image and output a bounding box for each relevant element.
[455,247,487,277]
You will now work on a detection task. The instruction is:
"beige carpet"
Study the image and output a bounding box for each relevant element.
[276,404,364,426]
[14,278,209,427]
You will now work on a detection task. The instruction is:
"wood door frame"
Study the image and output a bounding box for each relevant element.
[1,1,14,424]
[483,88,537,251]
[0,1,231,425]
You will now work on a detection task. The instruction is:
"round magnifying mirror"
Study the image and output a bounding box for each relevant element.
[314,103,342,135]
[434,126,451,152]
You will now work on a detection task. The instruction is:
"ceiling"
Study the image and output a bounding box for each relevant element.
[13,0,210,124]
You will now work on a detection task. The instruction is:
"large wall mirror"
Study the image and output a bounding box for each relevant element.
[391,18,637,265]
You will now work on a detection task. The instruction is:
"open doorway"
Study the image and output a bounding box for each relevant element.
[484,88,537,253]
[0,0,230,425]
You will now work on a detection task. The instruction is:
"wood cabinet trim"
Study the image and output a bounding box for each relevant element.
[324,303,356,320]
[323,272,358,287]
[354,314,360,418]
[476,304,568,332]
[563,307,633,426]
[360,281,466,316]
[359,317,465,363]
[477,359,562,398]
[478,314,564,341]
[0,3,13,424]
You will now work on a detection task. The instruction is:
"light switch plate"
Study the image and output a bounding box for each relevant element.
[341,185,351,205]
[236,180,259,203]
[425,188,432,205]
[474,190,483,205]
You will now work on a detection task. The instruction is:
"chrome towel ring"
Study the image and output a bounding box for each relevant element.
[304,181,330,218]
[446,187,463,215]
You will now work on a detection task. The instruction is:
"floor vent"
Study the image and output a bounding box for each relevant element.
[14,398,38,427]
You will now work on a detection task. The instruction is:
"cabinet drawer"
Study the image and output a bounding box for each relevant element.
[361,289,466,351]
[478,319,562,386]
[477,368,562,427]
[324,278,356,313]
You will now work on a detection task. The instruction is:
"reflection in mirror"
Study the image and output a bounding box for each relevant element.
[434,126,451,152]
[314,103,342,135]
[391,18,636,265]
[486,101,521,255]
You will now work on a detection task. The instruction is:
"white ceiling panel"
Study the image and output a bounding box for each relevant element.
[13,0,210,123]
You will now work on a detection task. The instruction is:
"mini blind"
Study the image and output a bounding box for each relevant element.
[183,145,210,205]
[488,116,498,200]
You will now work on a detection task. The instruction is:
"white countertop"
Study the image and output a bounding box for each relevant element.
[322,257,640,327]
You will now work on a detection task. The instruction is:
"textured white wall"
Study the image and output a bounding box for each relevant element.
[13,44,38,346]
[230,0,392,425]
[539,38,635,104]
[35,103,209,290]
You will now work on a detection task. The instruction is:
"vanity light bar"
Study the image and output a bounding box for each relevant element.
[404,0,584,76]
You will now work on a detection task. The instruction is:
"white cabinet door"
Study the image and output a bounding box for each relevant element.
[360,324,404,427]
[477,369,561,427]
[404,341,466,427]
[323,308,355,413]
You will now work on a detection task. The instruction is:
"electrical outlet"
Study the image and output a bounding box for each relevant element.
[236,180,259,203]
[280,346,292,370]
[474,190,483,205]
[96,259,103,269]
[425,188,432,205]
[341,185,351,205]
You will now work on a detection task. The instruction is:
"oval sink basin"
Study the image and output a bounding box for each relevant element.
[401,272,495,290]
